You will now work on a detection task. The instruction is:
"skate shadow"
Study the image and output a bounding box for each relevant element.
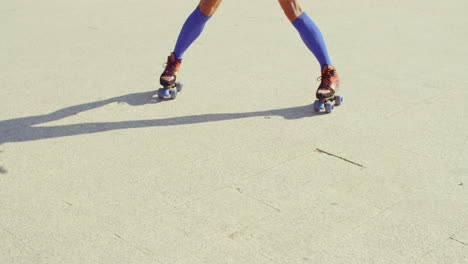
[0,91,326,144]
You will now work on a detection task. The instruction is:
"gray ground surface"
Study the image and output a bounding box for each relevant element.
[1,0,467,263]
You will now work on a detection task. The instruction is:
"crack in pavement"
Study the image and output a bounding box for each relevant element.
[113,233,153,256]
[315,148,367,168]
[449,237,467,246]
[248,196,281,212]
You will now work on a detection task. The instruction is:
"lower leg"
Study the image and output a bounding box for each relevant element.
[278,0,332,68]
[279,0,339,99]
[173,0,222,59]
[160,0,222,86]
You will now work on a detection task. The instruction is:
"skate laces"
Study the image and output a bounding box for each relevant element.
[163,60,179,75]
[317,69,335,89]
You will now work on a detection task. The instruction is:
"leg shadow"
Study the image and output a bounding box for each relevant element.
[0,91,325,144]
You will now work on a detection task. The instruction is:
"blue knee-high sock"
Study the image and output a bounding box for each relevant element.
[173,6,212,59]
[292,12,332,68]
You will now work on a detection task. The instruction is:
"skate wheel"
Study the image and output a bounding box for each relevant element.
[314,100,325,112]
[158,88,171,99]
[334,95,343,106]
[325,102,334,113]
[170,89,178,99]
[157,88,165,99]
[176,82,184,92]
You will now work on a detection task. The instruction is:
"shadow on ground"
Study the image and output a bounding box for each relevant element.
[0,91,324,144]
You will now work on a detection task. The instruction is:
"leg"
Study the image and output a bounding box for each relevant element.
[173,0,223,59]
[278,0,339,102]
[160,0,222,87]
[199,0,223,16]
[278,0,303,22]
[278,0,331,68]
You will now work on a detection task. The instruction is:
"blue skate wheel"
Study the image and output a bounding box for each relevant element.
[160,88,171,98]
[334,95,343,106]
[176,82,184,92]
[325,102,334,113]
[157,88,165,99]
[314,100,325,112]
[170,89,178,99]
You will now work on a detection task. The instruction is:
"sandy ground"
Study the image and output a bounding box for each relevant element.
[1,0,467,263]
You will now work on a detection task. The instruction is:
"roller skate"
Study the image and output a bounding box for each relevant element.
[158,52,184,99]
[313,65,343,113]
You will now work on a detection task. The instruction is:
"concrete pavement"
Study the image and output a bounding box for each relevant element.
[1,0,467,263]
